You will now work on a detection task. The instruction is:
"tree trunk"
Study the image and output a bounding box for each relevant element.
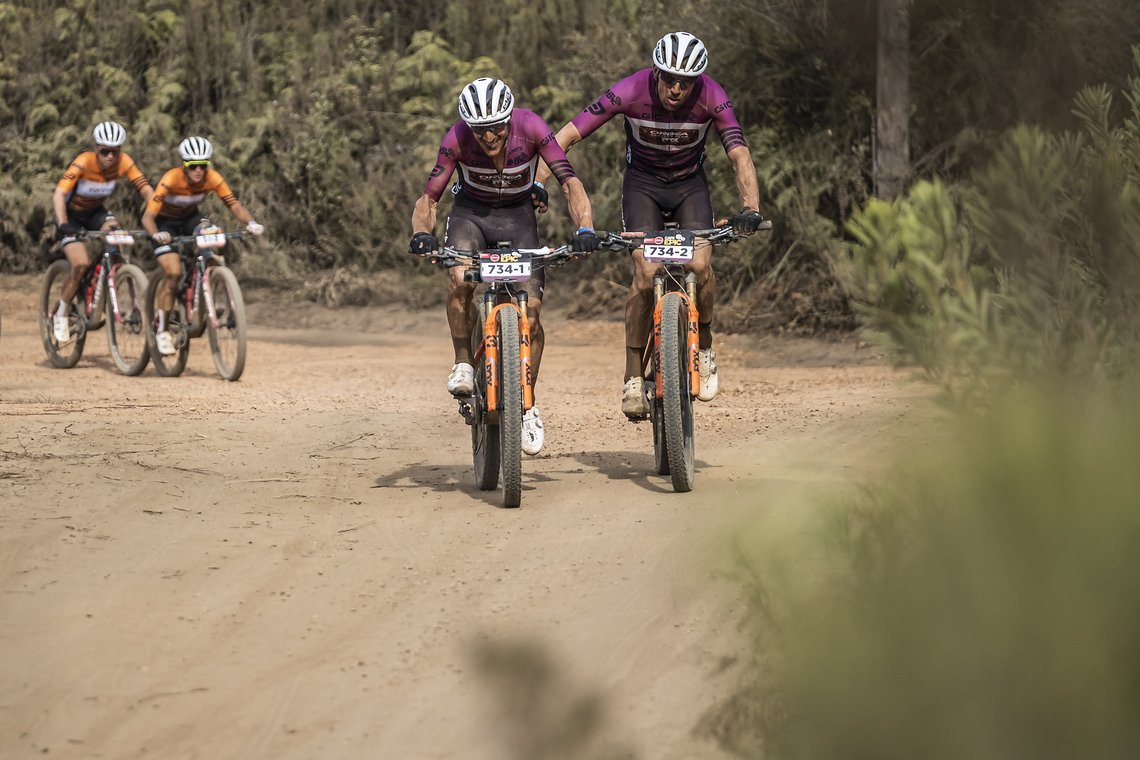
[875,0,910,199]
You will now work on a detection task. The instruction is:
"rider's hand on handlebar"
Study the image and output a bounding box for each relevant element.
[152,231,172,245]
[55,222,80,241]
[245,220,264,236]
[409,231,439,256]
[731,209,765,235]
[531,181,549,214]
[572,227,600,253]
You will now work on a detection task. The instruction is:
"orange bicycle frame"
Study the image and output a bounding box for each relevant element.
[650,290,701,399]
[481,302,534,414]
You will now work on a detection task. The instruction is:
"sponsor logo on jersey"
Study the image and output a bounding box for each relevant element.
[605,88,622,107]
[74,179,117,198]
[587,102,606,116]
[637,125,699,146]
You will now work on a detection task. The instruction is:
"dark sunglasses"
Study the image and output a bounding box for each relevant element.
[183,161,210,170]
[478,122,510,137]
[659,72,697,90]
[97,148,120,157]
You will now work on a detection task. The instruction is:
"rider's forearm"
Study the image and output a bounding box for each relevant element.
[411,194,438,234]
[142,211,158,236]
[52,189,69,225]
[562,177,594,231]
[229,201,254,225]
[727,146,761,212]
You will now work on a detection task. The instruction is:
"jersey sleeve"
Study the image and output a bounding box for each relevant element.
[55,153,88,193]
[423,126,462,202]
[706,79,748,154]
[535,123,576,186]
[208,170,239,208]
[145,169,178,216]
[570,74,638,140]
[120,154,152,194]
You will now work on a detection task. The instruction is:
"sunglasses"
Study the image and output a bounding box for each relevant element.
[659,73,697,90]
[97,148,120,157]
[478,122,510,138]
[183,161,210,170]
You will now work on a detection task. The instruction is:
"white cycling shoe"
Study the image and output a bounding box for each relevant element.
[698,348,718,402]
[155,330,177,356]
[447,362,475,396]
[621,377,650,419]
[52,311,71,344]
[522,406,544,455]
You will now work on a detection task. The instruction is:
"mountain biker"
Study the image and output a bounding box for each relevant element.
[536,31,765,419]
[51,121,155,344]
[410,77,599,456]
[141,136,264,356]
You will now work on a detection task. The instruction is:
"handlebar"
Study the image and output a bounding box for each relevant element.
[74,229,151,240]
[596,220,774,249]
[170,230,248,246]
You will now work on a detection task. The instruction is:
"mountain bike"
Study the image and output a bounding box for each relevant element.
[142,225,248,381]
[39,228,151,375]
[428,241,618,508]
[610,221,771,492]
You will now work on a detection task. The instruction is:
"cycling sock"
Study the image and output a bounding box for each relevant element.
[625,346,643,380]
[698,321,713,351]
[57,299,67,317]
[157,309,167,332]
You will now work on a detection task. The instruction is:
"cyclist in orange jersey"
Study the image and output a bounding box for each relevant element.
[51,121,154,344]
[141,136,264,356]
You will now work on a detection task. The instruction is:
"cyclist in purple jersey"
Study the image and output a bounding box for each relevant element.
[537,32,765,419]
[411,77,598,455]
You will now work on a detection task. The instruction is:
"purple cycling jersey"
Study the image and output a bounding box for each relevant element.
[571,68,747,183]
[423,108,576,207]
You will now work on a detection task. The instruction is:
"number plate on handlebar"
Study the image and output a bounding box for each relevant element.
[196,227,227,249]
[479,249,535,282]
[641,230,695,262]
[105,231,135,246]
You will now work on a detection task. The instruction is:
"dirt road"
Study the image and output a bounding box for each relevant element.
[0,274,929,759]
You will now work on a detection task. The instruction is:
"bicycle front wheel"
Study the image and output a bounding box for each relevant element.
[40,259,87,368]
[106,264,151,376]
[205,267,247,381]
[496,307,523,508]
[143,270,190,377]
[660,293,695,492]
[472,300,500,491]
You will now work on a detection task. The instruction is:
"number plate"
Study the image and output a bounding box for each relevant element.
[641,230,695,262]
[196,226,227,249]
[479,249,534,281]
[105,231,134,246]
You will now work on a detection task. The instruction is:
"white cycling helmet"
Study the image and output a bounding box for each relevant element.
[458,77,514,127]
[179,136,213,162]
[92,121,126,147]
[652,32,708,77]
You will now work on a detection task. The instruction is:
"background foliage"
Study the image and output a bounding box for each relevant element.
[1,0,1139,334]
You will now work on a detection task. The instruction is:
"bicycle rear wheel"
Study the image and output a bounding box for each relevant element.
[39,259,87,368]
[471,300,500,491]
[497,307,523,508]
[205,267,247,381]
[660,293,695,492]
[143,271,190,377]
[106,264,150,376]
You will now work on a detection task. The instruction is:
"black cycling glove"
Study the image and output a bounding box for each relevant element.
[531,181,549,211]
[409,232,439,255]
[56,222,81,241]
[572,227,600,253]
[731,209,765,235]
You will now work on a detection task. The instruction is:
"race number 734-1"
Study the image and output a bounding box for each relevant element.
[641,230,695,262]
[479,249,535,282]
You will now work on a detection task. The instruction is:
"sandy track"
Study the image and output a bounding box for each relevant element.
[0,275,929,759]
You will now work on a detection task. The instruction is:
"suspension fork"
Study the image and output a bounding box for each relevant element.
[649,270,700,399]
[481,294,533,413]
[200,263,220,328]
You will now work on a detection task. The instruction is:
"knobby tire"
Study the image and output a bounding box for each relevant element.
[106,263,150,376]
[40,259,86,368]
[497,308,523,508]
[472,301,500,491]
[660,293,695,492]
[205,267,247,381]
[143,270,190,377]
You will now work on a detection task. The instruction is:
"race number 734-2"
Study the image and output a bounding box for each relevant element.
[641,230,695,263]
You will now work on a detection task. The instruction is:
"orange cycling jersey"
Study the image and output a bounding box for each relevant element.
[56,151,150,213]
[146,167,240,219]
